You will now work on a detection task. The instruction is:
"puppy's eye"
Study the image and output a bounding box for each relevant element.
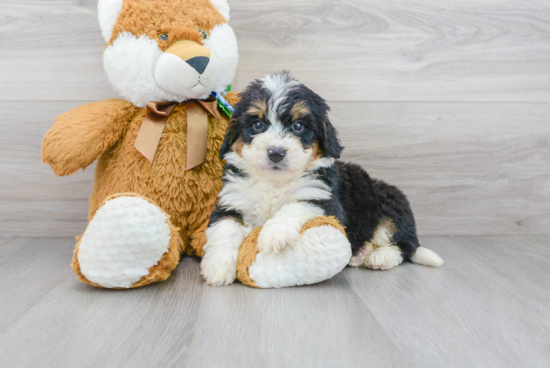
[158,33,169,42]
[292,121,305,133]
[198,29,209,40]
[253,121,264,132]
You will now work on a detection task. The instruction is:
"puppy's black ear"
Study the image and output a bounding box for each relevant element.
[306,87,344,159]
[219,117,241,159]
[319,117,344,159]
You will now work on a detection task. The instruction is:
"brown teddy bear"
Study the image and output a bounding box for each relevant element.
[42,0,351,289]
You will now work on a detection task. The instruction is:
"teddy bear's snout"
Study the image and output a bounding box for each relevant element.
[154,40,217,98]
[186,57,210,75]
[163,40,211,70]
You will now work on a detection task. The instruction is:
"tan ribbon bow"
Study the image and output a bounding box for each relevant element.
[134,98,221,170]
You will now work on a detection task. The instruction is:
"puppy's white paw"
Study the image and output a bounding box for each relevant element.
[201,219,246,286]
[349,243,374,267]
[200,251,238,286]
[366,246,403,270]
[257,219,300,253]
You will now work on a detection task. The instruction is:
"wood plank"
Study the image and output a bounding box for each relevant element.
[2,101,549,236]
[0,1,114,102]
[0,200,89,237]
[0,101,95,202]
[1,0,550,102]
[0,236,548,367]
[233,0,550,102]
[0,237,74,332]
[0,254,204,368]
[333,101,550,235]
[347,235,550,367]
[0,237,17,246]
[181,276,404,368]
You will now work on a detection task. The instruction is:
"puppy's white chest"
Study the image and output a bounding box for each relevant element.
[218,175,331,228]
[229,181,291,227]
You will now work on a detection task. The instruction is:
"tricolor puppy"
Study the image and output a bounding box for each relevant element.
[200,71,443,286]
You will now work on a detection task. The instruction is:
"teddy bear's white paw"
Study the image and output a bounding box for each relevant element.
[78,196,172,288]
[366,246,403,270]
[249,224,352,288]
[201,219,248,286]
[257,219,300,253]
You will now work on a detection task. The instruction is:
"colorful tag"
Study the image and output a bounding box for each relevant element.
[212,90,234,116]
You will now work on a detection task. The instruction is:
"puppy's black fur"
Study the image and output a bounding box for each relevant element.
[309,162,419,260]
[214,71,421,261]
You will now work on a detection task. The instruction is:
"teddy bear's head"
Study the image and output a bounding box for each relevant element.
[98,0,238,107]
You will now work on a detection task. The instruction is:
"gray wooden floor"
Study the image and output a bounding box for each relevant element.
[0,236,548,368]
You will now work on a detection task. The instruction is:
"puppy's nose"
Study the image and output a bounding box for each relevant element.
[268,147,286,163]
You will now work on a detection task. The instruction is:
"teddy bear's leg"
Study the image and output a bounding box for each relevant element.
[72,193,183,289]
[236,217,351,288]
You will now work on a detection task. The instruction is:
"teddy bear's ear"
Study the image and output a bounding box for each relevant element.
[209,0,230,21]
[98,0,124,43]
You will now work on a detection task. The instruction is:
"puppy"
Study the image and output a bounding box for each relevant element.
[200,71,443,286]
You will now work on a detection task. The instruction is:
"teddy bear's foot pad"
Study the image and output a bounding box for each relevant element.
[76,195,177,288]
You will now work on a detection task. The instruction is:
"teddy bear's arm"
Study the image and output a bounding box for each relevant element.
[42,99,136,176]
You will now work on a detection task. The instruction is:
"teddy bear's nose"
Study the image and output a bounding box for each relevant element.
[186,56,210,75]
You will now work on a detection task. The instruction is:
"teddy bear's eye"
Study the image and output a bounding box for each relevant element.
[198,29,209,40]
[158,33,169,42]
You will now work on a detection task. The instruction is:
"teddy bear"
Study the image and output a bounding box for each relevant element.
[42,0,351,289]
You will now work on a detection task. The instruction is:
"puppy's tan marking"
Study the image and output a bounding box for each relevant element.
[370,218,397,249]
[306,142,323,168]
[291,101,310,121]
[349,218,397,267]
[231,138,245,157]
[246,99,267,119]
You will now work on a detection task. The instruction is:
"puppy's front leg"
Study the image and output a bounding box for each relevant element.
[258,202,324,253]
[201,219,251,286]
